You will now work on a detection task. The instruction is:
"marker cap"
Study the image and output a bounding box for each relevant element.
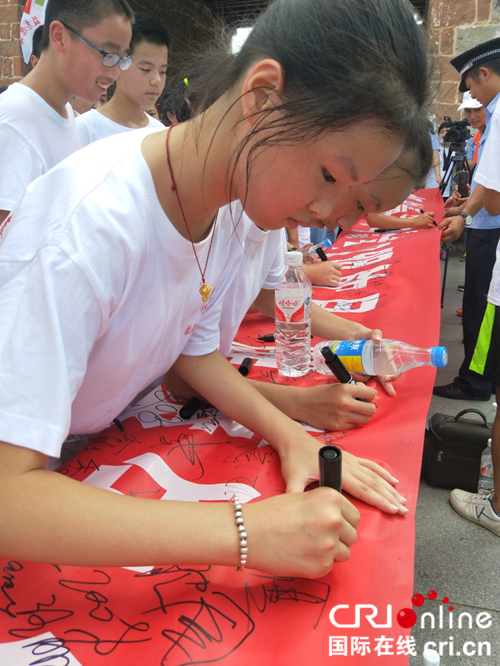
[430,346,448,367]
[422,648,440,666]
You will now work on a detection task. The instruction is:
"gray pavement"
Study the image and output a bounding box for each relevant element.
[410,253,500,665]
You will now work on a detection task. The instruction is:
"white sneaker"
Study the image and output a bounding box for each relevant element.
[449,489,500,536]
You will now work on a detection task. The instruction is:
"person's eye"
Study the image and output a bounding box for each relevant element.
[160,71,167,76]
[140,68,151,73]
[323,170,336,183]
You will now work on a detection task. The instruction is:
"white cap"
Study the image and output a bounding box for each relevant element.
[458,91,483,110]
[422,648,440,666]
[284,250,303,267]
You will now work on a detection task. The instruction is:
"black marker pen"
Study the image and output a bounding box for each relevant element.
[315,247,328,262]
[319,446,342,492]
[420,208,437,226]
[258,334,275,343]
[238,357,254,376]
[320,347,356,385]
[179,396,202,420]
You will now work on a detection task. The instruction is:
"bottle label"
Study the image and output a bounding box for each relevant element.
[331,340,367,372]
[275,291,311,323]
[481,462,494,478]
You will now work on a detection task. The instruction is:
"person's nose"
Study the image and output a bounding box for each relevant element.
[307,187,345,220]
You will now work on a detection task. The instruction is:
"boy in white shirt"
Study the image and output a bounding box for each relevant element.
[76,12,168,145]
[0,0,134,226]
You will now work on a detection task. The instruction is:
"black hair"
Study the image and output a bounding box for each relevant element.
[438,121,452,133]
[186,0,435,202]
[41,0,134,51]
[466,56,500,82]
[403,122,433,189]
[32,25,44,60]
[129,12,171,54]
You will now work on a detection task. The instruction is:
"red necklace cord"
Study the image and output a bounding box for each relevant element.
[165,124,217,303]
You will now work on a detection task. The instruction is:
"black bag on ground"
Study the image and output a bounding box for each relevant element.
[422,409,492,492]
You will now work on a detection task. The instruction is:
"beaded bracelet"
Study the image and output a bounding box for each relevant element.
[231,495,248,571]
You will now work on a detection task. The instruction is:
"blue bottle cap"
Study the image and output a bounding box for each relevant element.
[430,346,448,367]
[323,237,334,249]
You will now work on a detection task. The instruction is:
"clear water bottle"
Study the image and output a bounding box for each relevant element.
[302,232,336,264]
[478,438,494,495]
[311,339,448,375]
[275,251,312,377]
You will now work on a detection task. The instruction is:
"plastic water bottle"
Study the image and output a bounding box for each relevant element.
[275,251,312,377]
[478,438,494,495]
[302,232,336,263]
[311,339,448,375]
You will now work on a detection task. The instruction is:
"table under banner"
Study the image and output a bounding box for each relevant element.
[0,189,444,665]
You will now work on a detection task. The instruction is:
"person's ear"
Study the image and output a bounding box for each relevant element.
[50,21,70,55]
[240,59,284,124]
[478,66,491,83]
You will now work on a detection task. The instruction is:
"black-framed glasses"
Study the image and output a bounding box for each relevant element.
[61,22,133,71]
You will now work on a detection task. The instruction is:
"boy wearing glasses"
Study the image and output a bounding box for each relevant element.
[77,13,169,145]
[0,0,134,227]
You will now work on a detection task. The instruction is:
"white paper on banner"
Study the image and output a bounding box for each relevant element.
[342,231,409,247]
[336,264,391,291]
[20,0,49,63]
[335,247,394,269]
[0,633,83,666]
[189,417,255,439]
[83,452,260,503]
[229,352,278,369]
[314,293,380,313]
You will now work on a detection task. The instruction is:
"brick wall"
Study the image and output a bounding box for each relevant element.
[0,0,221,89]
[0,0,27,88]
[428,0,500,122]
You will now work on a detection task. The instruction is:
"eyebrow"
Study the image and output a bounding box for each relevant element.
[367,192,383,212]
[337,156,360,183]
[137,59,168,67]
[100,40,127,53]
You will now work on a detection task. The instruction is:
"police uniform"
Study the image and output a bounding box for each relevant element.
[434,39,500,400]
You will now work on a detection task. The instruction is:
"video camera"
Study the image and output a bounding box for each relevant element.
[442,117,471,145]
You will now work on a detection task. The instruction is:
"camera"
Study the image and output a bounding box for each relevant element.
[443,117,471,145]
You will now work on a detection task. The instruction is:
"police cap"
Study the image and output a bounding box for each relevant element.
[450,37,500,92]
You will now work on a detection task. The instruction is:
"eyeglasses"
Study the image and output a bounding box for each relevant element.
[61,22,133,71]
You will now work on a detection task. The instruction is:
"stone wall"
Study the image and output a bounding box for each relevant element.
[0,0,221,89]
[428,0,500,122]
[0,0,26,87]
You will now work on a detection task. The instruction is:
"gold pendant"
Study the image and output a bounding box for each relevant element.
[199,282,212,303]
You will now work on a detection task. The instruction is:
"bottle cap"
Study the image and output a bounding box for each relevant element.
[430,346,448,367]
[284,250,303,267]
[422,648,440,666]
[323,237,334,249]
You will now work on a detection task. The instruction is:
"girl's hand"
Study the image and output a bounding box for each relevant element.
[277,434,407,515]
[291,382,377,431]
[411,212,435,228]
[244,487,359,578]
[350,371,400,397]
[303,260,342,286]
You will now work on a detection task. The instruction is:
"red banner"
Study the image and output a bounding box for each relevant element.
[0,190,444,665]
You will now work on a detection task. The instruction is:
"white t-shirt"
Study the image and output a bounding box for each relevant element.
[76,108,164,146]
[218,225,286,356]
[0,129,248,458]
[476,102,500,306]
[0,83,81,212]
